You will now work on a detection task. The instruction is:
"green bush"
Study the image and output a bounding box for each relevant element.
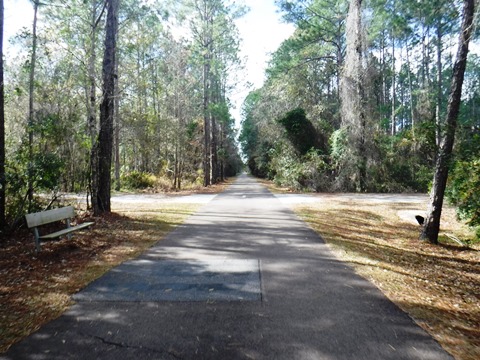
[329,128,348,168]
[277,108,322,155]
[249,141,274,179]
[447,159,480,238]
[271,146,330,192]
[297,149,331,192]
[366,131,433,193]
[4,150,64,224]
[121,171,157,190]
[32,153,65,190]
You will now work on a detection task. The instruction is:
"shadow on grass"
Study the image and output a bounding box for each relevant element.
[297,205,480,360]
[0,205,198,353]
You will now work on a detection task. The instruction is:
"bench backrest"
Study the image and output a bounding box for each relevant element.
[25,206,75,228]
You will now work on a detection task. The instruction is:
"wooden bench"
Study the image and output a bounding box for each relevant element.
[25,206,95,253]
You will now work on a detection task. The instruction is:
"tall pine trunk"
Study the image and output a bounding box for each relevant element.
[405,44,415,139]
[435,21,443,148]
[114,54,120,191]
[421,0,475,244]
[340,0,368,192]
[211,78,219,184]
[203,55,211,187]
[391,35,396,136]
[27,1,39,212]
[0,0,5,230]
[94,0,119,215]
[88,0,100,211]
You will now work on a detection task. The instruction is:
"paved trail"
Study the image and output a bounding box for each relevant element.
[3,175,451,360]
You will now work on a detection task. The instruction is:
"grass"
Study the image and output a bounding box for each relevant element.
[293,197,479,360]
[2,177,478,358]
[0,178,233,353]
[0,202,201,353]
[261,176,479,359]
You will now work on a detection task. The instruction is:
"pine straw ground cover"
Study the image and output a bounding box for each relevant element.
[0,199,206,353]
[292,195,480,360]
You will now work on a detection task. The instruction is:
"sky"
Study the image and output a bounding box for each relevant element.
[3,0,294,126]
[4,0,33,43]
[234,0,294,90]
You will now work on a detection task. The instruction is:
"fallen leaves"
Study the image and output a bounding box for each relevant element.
[295,200,480,360]
[0,203,200,353]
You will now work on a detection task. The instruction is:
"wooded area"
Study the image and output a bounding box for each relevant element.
[0,1,479,355]
[240,0,479,242]
[0,0,243,228]
[0,0,478,244]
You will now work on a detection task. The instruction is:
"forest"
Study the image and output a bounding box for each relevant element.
[240,0,479,241]
[0,0,478,243]
[1,1,479,357]
[0,0,244,226]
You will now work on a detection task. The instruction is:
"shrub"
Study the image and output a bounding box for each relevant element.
[271,145,330,192]
[298,149,331,192]
[447,159,480,238]
[121,171,157,190]
[4,150,64,225]
[277,108,323,155]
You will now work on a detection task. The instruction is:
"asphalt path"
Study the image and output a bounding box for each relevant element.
[2,175,452,360]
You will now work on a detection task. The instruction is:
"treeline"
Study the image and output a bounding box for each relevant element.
[1,0,243,225]
[240,0,479,238]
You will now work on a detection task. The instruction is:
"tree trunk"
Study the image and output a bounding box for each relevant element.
[391,34,396,136]
[0,0,5,230]
[341,0,367,192]
[211,78,219,184]
[406,44,415,138]
[219,114,225,182]
[336,35,343,100]
[114,53,121,191]
[435,21,443,148]
[421,0,475,244]
[354,0,367,192]
[174,141,179,190]
[94,0,119,215]
[211,117,218,184]
[381,31,387,109]
[203,55,211,187]
[421,25,429,88]
[27,1,39,212]
[88,0,99,211]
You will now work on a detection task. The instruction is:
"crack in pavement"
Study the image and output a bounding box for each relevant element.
[79,331,182,359]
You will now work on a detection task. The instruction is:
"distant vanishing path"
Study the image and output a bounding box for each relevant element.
[3,174,451,360]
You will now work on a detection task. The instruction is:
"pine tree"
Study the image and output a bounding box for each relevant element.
[0,0,4,230]
[94,0,119,214]
[339,0,368,191]
[421,0,476,244]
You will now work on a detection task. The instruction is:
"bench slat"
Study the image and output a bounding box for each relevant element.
[25,206,95,252]
[25,206,75,228]
[40,222,95,239]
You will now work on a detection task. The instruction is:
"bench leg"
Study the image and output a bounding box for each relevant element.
[33,228,41,253]
[66,219,72,240]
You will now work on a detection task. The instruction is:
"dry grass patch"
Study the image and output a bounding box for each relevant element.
[295,198,479,360]
[257,178,300,194]
[0,202,200,353]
